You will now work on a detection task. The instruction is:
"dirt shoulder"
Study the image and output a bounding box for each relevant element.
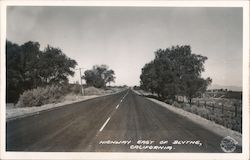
[6,88,126,121]
[132,89,242,146]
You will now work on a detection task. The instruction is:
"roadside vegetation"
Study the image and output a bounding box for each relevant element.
[172,98,242,132]
[16,84,81,108]
[6,40,120,109]
[82,64,115,88]
[140,45,212,104]
[6,40,77,104]
[138,45,242,133]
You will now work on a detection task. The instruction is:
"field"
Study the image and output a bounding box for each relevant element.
[172,98,242,132]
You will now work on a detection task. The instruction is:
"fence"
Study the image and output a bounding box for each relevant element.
[189,99,242,117]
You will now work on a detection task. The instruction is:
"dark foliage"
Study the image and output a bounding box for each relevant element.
[82,64,115,88]
[140,45,212,103]
[6,40,77,103]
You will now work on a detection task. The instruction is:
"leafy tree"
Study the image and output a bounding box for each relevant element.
[83,70,96,87]
[38,45,77,85]
[140,62,153,91]
[105,69,115,86]
[20,41,41,89]
[140,45,212,103]
[6,41,41,102]
[6,40,77,103]
[83,65,115,88]
[181,75,212,104]
[6,41,22,102]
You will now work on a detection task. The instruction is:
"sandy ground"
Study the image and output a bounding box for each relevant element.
[132,89,242,146]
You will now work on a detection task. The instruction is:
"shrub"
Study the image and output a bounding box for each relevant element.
[165,99,174,105]
[69,84,82,94]
[172,101,181,108]
[84,86,104,95]
[196,107,210,118]
[16,85,64,107]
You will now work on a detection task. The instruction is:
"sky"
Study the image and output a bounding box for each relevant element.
[7,6,243,88]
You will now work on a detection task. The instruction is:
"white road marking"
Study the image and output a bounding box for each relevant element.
[120,91,129,102]
[98,90,130,133]
[99,91,130,133]
[116,104,120,109]
[99,117,111,132]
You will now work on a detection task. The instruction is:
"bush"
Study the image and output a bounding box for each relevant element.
[172,101,182,108]
[164,99,174,105]
[84,86,104,95]
[69,84,82,95]
[16,85,64,107]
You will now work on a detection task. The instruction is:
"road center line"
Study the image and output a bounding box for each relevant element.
[116,104,120,109]
[99,117,111,132]
[122,93,127,100]
[99,90,129,133]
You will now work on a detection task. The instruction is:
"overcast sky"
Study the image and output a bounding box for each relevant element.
[7,6,243,87]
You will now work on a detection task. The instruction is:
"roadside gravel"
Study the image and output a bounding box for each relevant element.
[132,89,242,146]
[6,95,100,121]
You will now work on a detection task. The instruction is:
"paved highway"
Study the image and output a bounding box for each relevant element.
[6,89,241,152]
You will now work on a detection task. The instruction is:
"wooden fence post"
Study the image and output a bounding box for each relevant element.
[221,104,224,114]
[234,105,237,117]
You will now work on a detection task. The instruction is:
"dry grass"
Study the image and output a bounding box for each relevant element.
[172,99,242,132]
[16,85,122,108]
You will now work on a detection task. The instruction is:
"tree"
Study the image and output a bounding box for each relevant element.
[37,45,77,85]
[6,41,22,102]
[82,65,115,88]
[105,69,115,86]
[181,75,212,104]
[140,45,212,103]
[6,40,77,103]
[6,41,41,102]
[140,61,154,91]
[20,41,41,89]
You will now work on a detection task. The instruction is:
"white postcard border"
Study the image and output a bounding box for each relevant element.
[0,1,249,160]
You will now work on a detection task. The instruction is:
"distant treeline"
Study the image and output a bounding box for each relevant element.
[226,91,242,99]
[206,90,242,100]
[140,45,212,104]
[6,40,77,103]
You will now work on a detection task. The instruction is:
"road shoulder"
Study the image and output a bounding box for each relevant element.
[132,89,242,146]
[6,90,126,122]
[147,97,242,146]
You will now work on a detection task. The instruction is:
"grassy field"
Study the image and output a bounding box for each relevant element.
[172,98,242,132]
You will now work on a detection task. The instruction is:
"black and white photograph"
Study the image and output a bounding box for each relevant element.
[0,1,249,160]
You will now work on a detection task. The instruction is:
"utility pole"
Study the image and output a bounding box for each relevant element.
[78,68,85,96]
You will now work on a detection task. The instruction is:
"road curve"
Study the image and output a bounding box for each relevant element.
[6,89,241,152]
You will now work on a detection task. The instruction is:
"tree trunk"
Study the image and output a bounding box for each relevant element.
[189,98,192,105]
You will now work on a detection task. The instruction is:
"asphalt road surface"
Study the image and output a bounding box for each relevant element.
[6,89,242,152]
